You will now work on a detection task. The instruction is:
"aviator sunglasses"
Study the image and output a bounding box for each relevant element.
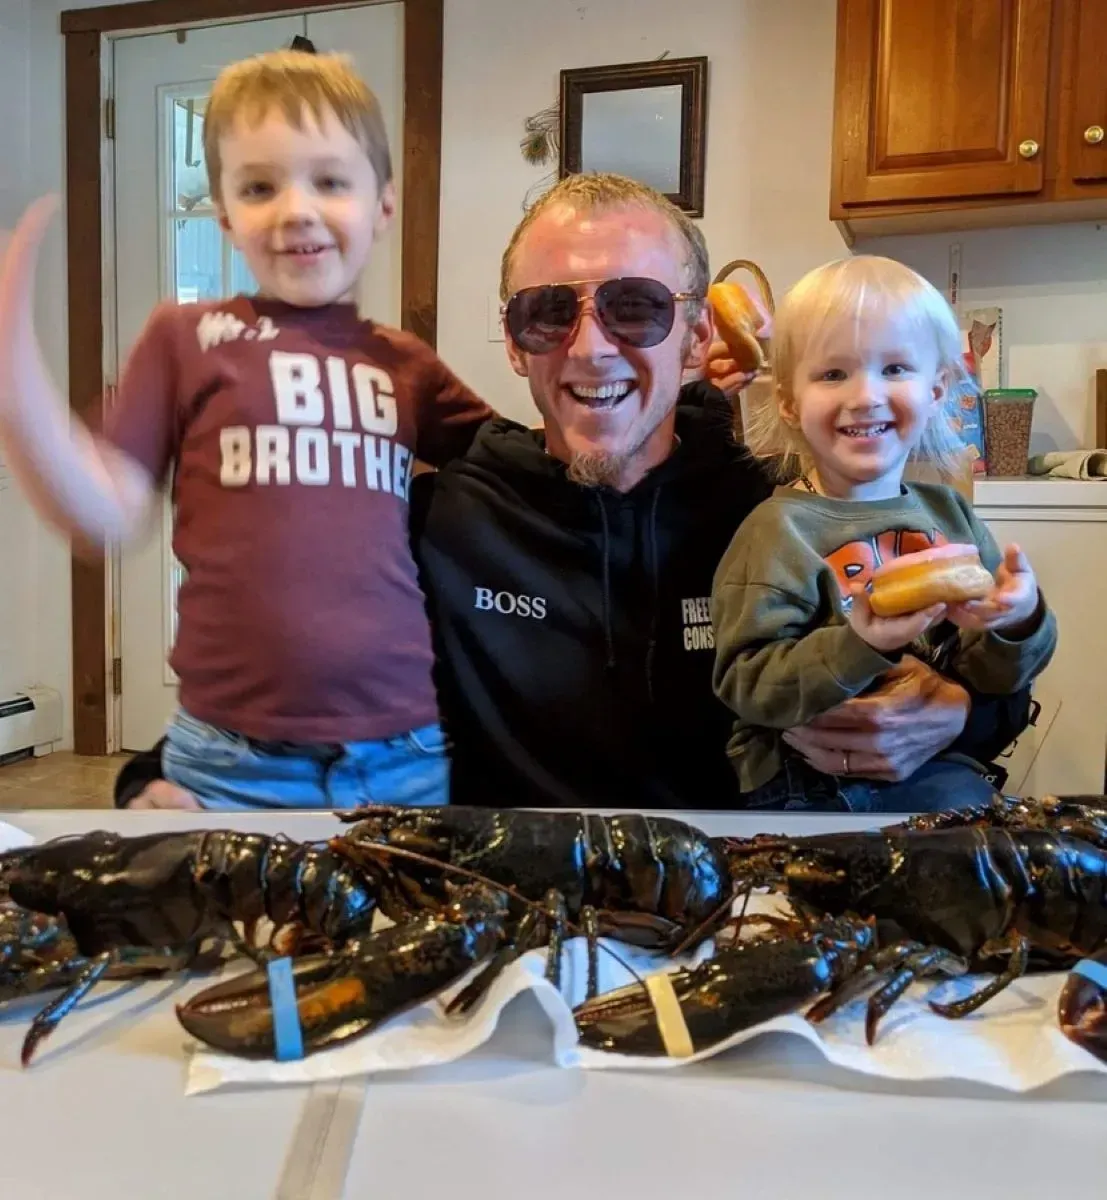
[503,277,702,354]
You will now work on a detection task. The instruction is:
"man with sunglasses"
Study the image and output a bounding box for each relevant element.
[399,174,1029,810]
[114,172,1030,810]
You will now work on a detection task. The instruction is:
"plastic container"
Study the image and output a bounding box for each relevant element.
[983,388,1036,477]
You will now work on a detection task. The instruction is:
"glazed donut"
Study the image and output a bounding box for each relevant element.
[868,543,994,617]
[707,281,765,373]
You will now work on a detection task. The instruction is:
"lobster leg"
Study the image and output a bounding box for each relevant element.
[929,929,1030,1019]
[445,888,567,1017]
[806,940,968,1043]
[21,944,192,1066]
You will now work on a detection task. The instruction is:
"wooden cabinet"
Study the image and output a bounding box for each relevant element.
[831,0,1107,240]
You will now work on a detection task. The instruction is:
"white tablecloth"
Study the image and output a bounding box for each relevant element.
[2,808,1105,1200]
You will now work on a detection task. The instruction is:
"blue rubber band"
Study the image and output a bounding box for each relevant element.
[1072,958,1107,991]
[267,956,305,1062]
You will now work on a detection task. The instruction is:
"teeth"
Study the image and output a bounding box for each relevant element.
[568,382,633,405]
[840,423,891,437]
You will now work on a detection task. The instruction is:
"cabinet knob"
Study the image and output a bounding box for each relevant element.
[1018,139,1040,159]
[1084,125,1105,145]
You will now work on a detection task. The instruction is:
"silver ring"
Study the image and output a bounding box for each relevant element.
[841,751,850,776]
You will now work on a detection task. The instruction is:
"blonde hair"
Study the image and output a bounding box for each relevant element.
[499,172,709,312]
[744,254,972,481]
[203,49,392,203]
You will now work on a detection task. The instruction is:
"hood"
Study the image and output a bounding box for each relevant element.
[458,380,751,524]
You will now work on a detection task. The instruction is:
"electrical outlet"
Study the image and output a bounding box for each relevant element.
[487,295,505,342]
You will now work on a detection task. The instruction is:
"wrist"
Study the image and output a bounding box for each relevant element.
[993,590,1044,641]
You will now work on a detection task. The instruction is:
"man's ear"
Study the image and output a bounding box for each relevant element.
[681,300,713,373]
[505,325,529,378]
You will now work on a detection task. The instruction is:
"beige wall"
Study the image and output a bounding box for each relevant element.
[1,0,1103,740]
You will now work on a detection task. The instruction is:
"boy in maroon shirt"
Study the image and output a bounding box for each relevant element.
[0,49,493,809]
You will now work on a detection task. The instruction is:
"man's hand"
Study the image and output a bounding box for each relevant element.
[125,781,202,810]
[701,295,774,399]
[782,656,971,782]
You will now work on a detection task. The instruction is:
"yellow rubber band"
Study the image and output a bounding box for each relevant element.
[645,972,695,1058]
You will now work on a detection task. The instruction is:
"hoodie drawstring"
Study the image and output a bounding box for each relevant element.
[644,486,662,701]
[595,494,616,670]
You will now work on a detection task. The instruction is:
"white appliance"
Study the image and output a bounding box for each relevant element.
[0,686,63,760]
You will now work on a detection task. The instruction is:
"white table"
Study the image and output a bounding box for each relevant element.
[1,808,1105,1199]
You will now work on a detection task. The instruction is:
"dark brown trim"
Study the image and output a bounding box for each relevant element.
[61,0,444,753]
[401,0,442,346]
[559,56,708,218]
[61,0,374,35]
[65,30,108,755]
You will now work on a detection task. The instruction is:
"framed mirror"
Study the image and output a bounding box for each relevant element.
[559,57,708,216]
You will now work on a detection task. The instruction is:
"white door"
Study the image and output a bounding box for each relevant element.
[111,7,405,751]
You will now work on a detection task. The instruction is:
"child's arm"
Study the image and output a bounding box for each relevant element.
[414,349,497,467]
[945,500,1058,695]
[711,578,901,730]
[0,197,158,544]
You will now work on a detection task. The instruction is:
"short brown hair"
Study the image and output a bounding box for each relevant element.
[204,49,392,202]
[499,172,709,310]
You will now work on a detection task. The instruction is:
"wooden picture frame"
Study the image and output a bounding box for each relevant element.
[59,0,444,754]
[559,57,708,217]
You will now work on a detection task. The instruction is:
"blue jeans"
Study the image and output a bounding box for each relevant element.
[742,753,998,814]
[162,708,451,812]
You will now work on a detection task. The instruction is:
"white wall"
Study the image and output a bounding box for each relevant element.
[5,0,1106,743]
[0,0,60,714]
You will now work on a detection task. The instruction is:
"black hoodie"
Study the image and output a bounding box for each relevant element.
[409,385,773,808]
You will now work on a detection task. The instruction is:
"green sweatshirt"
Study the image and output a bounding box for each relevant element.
[711,482,1058,792]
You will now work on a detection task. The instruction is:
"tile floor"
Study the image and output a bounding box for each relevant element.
[0,751,131,809]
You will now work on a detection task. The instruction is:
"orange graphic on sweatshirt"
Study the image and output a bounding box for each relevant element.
[824,528,949,602]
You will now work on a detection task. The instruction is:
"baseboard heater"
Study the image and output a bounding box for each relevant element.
[0,686,63,765]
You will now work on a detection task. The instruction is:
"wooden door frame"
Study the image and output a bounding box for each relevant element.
[60,0,443,753]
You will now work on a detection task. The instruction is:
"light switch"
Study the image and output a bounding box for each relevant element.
[487,295,505,342]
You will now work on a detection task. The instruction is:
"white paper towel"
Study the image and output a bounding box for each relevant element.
[0,820,34,852]
[184,900,1107,1097]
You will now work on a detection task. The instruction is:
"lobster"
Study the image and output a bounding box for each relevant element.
[326,806,733,1004]
[719,810,1107,1039]
[0,829,379,1063]
[573,911,976,1055]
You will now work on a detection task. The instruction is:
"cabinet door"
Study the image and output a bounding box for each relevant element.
[834,0,1054,207]
[1061,0,1107,185]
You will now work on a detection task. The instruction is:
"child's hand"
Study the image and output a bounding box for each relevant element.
[848,585,946,654]
[947,544,1041,635]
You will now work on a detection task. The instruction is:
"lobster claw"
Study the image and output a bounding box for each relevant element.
[175,953,371,1059]
[1059,950,1107,1065]
[176,882,511,1060]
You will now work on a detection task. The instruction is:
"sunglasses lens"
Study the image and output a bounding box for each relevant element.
[505,278,679,353]
[505,285,580,353]
[595,278,676,348]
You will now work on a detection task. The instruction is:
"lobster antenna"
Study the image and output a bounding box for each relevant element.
[330,839,651,990]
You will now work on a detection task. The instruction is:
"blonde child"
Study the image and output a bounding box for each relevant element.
[0,50,495,810]
[711,255,1057,812]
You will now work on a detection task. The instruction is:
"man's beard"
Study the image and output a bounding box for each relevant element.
[565,405,669,490]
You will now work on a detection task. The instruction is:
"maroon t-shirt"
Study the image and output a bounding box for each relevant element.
[103,296,493,743]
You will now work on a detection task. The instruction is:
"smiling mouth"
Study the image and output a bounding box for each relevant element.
[279,244,334,257]
[565,382,635,410]
[838,423,893,438]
